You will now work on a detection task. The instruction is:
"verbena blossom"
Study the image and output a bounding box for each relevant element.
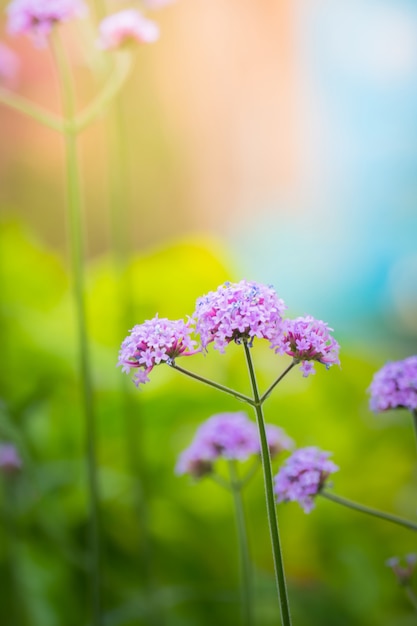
[368,356,417,412]
[271,315,340,377]
[176,412,293,478]
[6,0,87,45]
[118,315,198,387]
[193,280,286,353]
[274,446,339,513]
[98,9,159,50]
[0,42,19,88]
[0,443,22,474]
[386,554,417,586]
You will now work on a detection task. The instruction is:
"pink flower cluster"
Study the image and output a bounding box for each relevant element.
[118,280,341,386]
[271,316,340,377]
[98,9,159,51]
[117,315,198,387]
[193,280,287,353]
[274,446,338,513]
[176,412,293,478]
[6,0,87,45]
[368,356,417,413]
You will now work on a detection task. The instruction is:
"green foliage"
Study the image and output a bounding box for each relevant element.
[0,221,416,625]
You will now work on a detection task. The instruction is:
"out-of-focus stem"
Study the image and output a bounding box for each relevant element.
[321,491,417,532]
[0,88,65,131]
[228,460,254,626]
[50,31,102,626]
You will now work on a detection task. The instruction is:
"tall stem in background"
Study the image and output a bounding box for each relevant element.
[50,31,102,626]
[228,460,253,626]
[243,341,292,626]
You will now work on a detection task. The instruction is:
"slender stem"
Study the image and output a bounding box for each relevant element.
[405,586,417,612]
[321,491,417,532]
[260,361,297,404]
[228,460,253,626]
[169,362,255,406]
[50,32,102,626]
[74,52,133,133]
[412,410,417,457]
[243,342,292,626]
[0,88,65,132]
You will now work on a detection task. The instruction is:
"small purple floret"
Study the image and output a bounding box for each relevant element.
[274,446,339,513]
[368,356,417,413]
[193,280,286,353]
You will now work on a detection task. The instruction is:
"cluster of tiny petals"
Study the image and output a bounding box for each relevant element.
[368,356,417,412]
[274,446,339,513]
[118,315,198,387]
[176,412,293,478]
[0,42,19,88]
[193,280,287,353]
[271,315,340,377]
[98,9,159,50]
[6,0,87,45]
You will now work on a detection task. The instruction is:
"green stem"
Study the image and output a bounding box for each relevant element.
[50,31,102,626]
[321,491,417,532]
[228,460,253,626]
[260,361,297,404]
[243,342,292,626]
[74,52,133,133]
[0,88,65,132]
[169,362,255,406]
[412,410,417,457]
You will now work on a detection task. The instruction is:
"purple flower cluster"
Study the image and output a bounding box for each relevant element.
[98,10,159,51]
[6,0,87,45]
[274,446,338,513]
[118,280,340,387]
[176,412,293,478]
[193,280,286,353]
[117,315,198,387]
[271,316,340,377]
[368,356,417,412]
[0,443,22,474]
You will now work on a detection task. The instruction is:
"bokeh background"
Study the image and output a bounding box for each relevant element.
[1,0,417,624]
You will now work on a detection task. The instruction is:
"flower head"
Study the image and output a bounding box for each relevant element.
[0,42,19,88]
[271,315,340,377]
[368,356,417,412]
[98,9,159,50]
[193,280,286,353]
[0,443,22,474]
[176,412,293,478]
[118,315,198,387]
[274,446,338,513]
[6,0,87,45]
